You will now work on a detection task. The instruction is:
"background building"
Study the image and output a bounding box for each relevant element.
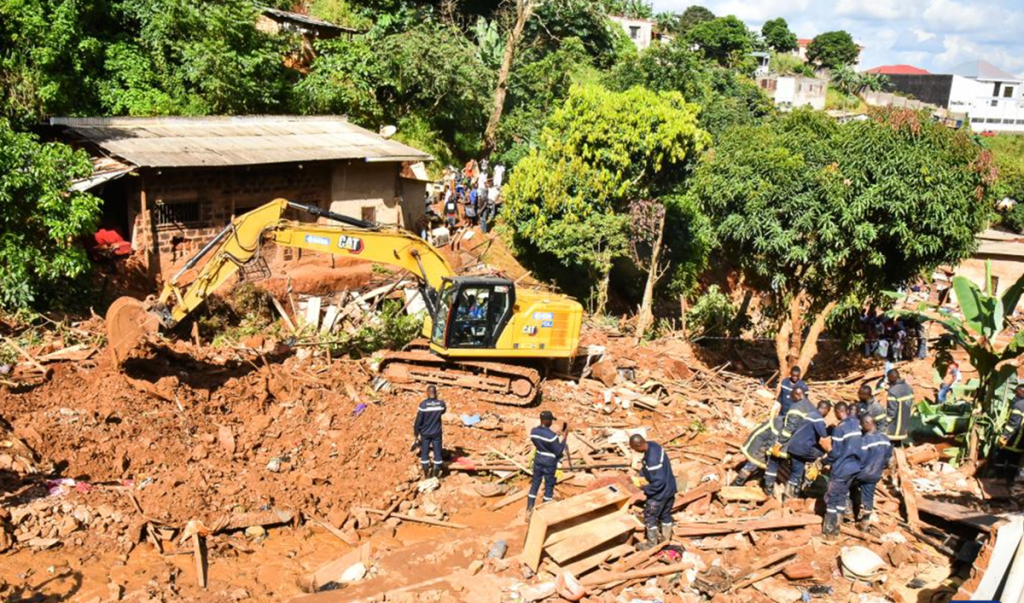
[51,116,432,278]
[609,15,654,51]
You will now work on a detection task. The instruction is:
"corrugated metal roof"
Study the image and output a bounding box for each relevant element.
[865,64,930,75]
[976,228,1024,259]
[50,116,432,168]
[951,60,1021,82]
[261,7,360,33]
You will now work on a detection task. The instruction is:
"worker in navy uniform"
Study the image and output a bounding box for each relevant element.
[629,434,678,550]
[852,415,893,532]
[527,410,568,514]
[732,415,783,489]
[821,402,863,539]
[856,383,888,435]
[996,384,1024,484]
[884,369,914,445]
[413,385,447,479]
[766,388,831,500]
[777,366,810,417]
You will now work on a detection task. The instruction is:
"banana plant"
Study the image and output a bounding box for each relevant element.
[891,266,1024,459]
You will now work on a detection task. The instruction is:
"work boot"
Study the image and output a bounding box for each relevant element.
[822,514,839,542]
[421,465,430,480]
[858,512,877,534]
[782,482,799,502]
[732,465,755,487]
[432,464,443,479]
[659,522,674,543]
[636,526,661,551]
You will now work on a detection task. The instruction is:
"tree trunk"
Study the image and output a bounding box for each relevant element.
[482,0,534,155]
[594,267,611,317]
[788,291,806,368]
[795,301,837,377]
[774,319,793,377]
[728,289,753,338]
[634,210,666,343]
[679,294,688,338]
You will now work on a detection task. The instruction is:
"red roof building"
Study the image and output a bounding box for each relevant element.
[865,64,930,75]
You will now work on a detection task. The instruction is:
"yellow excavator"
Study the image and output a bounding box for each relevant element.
[106,198,583,405]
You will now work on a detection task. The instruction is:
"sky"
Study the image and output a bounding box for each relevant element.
[650,0,1024,76]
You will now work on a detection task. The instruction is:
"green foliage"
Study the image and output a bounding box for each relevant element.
[825,86,863,111]
[332,299,424,358]
[472,16,505,70]
[685,15,752,68]
[690,108,994,320]
[806,30,859,70]
[308,0,374,30]
[678,5,714,34]
[299,19,492,159]
[606,39,773,138]
[601,0,652,19]
[769,53,815,77]
[761,18,797,53]
[0,119,101,310]
[685,284,737,337]
[893,271,1024,456]
[522,0,620,69]
[503,84,708,307]
[830,65,887,96]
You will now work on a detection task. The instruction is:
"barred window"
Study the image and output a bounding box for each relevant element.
[154,201,201,226]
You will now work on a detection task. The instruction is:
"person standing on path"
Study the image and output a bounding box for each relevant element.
[413,385,446,479]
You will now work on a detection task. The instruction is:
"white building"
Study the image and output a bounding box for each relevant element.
[756,75,827,110]
[885,60,1024,133]
[609,16,654,51]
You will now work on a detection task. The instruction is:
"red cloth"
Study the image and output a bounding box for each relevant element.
[92,228,132,256]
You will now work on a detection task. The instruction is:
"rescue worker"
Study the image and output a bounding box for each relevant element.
[527,410,568,514]
[852,414,893,532]
[822,402,863,539]
[413,385,446,479]
[856,383,888,434]
[996,384,1024,483]
[884,369,914,445]
[629,434,678,550]
[732,415,784,489]
[766,388,830,499]
[444,187,460,228]
[777,366,810,416]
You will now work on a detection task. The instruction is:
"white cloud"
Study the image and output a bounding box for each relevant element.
[935,35,1024,73]
[922,0,989,32]
[835,0,922,21]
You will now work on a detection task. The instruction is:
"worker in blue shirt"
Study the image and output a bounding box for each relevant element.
[767,388,831,500]
[996,384,1024,483]
[822,402,863,539]
[413,385,447,479]
[777,366,810,417]
[856,384,888,435]
[852,415,893,532]
[732,415,783,489]
[527,410,568,514]
[629,434,678,550]
[884,369,914,444]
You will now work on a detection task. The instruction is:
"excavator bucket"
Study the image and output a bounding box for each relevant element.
[106,296,162,365]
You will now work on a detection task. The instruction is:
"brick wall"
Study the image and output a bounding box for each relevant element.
[132,163,332,277]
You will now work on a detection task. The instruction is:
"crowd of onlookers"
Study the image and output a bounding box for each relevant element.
[860,309,927,362]
[420,159,505,239]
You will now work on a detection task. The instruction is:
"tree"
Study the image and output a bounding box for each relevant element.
[689,108,995,375]
[606,39,773,138]
[678,5,714,34]
[654,11,679,35]
[806,30,859,70]
[0,119,101,310]
[685,16,753,67]
[761,17,797,53]
[830,65,888,96]
[503,84,709,314]
[483,0,537,154]
[601,0,652,19]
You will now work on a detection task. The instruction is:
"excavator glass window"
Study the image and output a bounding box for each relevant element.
[432,280,514,349]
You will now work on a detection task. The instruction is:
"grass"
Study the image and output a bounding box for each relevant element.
[825,86,865,112]
[980,134,1024,172]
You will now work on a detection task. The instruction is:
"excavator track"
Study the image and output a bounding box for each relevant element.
[379,347,542,406]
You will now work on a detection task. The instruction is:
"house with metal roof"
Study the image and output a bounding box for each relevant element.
[883,60,1024,133]
[934,229,1024,314]
[50,116,433,278]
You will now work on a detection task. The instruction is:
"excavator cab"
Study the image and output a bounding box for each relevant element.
[430,277,515,350]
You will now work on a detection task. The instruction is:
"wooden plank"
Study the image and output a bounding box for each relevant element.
[580,562,694,588]
[546,513,642,564]
[300,542,372,593]
[731,558,795,591]
[270,295,297,333]
[304,296,322,330]
[674,514,819,537]
[544,509,627,548]
[718,486,768,503]
[671,480,722,511]
[192,534,207,589]
[308,513,357,547]
[973,516,1024,600]
[561,542,634,577]
[522,485,630,571]
[321,304,339,334]
[730,545,803,588]
[917,497,1003,533]
[894,448,920,532]
[362,509,466,529]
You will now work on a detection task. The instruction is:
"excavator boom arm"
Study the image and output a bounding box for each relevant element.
[157,198,455,324]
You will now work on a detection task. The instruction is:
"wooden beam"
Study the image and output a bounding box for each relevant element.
[362,509,466,529]
[580,562,694,588]
[561,542,634,577]
[674,514,819,537]
[545,513,642,564]
[192,534,208,589]
[731,558,795,591]
[671,480,722,511]
[894,448,920,532]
